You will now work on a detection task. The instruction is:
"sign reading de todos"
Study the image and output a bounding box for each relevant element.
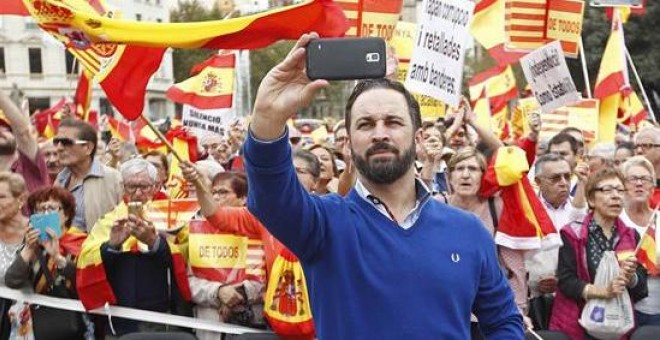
[521,41,580,113]
[405,0,475,107]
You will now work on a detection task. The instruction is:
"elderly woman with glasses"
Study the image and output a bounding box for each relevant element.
[5,186,89,339]
[550,168,648,339]
[619,156,660,326]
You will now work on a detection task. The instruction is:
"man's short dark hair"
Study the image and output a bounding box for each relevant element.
[547,133,578,156]
[58,118,98,160]
[344,78,421,134]
[293,149,321,179]
[534,153,570,178]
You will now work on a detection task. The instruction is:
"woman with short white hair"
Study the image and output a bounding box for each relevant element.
[621,155,660,326]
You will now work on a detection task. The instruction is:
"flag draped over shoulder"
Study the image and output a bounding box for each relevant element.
[481,146,561,250]
[22,0,349,49]
[167,54,235,110]
[470,0,526,66]
[76,202,192,310]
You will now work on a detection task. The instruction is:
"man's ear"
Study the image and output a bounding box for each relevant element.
[414,128,424,144]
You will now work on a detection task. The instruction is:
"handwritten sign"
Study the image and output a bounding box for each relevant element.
[405,0,474,107]
[521,41,580,113]
[182,104,235,137]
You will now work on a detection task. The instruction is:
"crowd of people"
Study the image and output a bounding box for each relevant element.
[0,33,659,339]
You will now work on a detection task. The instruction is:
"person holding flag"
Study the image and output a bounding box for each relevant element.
[620,156,660,326]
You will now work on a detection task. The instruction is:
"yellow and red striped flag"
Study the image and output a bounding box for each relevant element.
[469,65,518,109]
[545,0,585,58]
[619,90,648,126]
[147,199,199,231]
[74,70,92,117]
[76,202,192,310]
[107,116,133,142]
[636,207,658,276]
[470,0,526,66]
[166,54,235,109]
[505,0,547,51]
[336,0,403,40]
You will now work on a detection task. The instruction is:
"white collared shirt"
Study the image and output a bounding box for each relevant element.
[354,179,430,230]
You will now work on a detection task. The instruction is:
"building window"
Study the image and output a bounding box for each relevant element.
[136,13,142,21]
[65,50,79,75]
[156,18,162,23]
[0,48,5,76]
[28,97,50,112]
[99,97,114,116]
[28,48,42,74]
[24,17,39,30]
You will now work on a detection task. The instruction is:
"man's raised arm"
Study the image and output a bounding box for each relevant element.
[244,33,330,261]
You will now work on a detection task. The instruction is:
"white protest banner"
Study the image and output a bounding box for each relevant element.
[521,40,580,113]
[182,104,236,138]
[404,0,474,107]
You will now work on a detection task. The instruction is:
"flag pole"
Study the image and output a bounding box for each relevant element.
[140,115,184,163]
[579,37,592,99]
[624,47,657,124]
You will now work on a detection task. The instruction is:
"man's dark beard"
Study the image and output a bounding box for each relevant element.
[0,139,17,156]
[352,141,416,184]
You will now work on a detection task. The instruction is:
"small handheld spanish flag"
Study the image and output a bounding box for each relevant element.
[636,206,658,276]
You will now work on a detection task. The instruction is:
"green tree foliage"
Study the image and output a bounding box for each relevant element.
[169,0,224,83]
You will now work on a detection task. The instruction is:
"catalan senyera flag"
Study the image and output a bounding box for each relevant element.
[23,0,349,49]
[336,0,403,40]
[471,0,526,66]
[468,65,518,109]
[1,0,29,16]
[504,0,547,51]
[148,199,199,231]
[481,146,560,250]
[594,9,631,142]
[635,219,658,276]
[107,116,133,142]
[166,54,235,110]
[76,202,192,310]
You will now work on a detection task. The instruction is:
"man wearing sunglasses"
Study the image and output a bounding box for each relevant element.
[0,90,49,197]
[634,126,660,207]
[54,118,122,232]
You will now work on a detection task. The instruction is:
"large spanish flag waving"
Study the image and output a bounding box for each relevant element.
[21,0,349,49]
[167,53,235,110]
[76,202,192,310]
[481,146,561,250]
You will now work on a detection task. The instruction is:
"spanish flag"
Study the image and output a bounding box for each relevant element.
[74,70,93,117]
[470,0,526,66]
[166,53,235,110]
[107,116,133,142]
[468,65,518,110]
[166,127,199,199]
[336,0,403,40]
[1,0,29,16]
[76,202,192,310]
[618,89,648,126]
[31,98,67,139]
[636,218,658,276]
[22,0,349,49]
[481,146,560,250]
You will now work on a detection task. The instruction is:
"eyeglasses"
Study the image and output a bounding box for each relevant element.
[540,173,571,183]
[211,188,232,197]
[625,176,654,185]
[593,186,626,195]
[635,143,660,151]
[124,183,153,194]
[53,137,89,147]
[35,205,62,214]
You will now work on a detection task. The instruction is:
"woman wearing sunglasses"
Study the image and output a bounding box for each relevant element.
[550,168,648,339]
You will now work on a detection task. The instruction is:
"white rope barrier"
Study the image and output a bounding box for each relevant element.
[0,286,269,335]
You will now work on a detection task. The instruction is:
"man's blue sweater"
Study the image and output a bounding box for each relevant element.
[244,131,524,339]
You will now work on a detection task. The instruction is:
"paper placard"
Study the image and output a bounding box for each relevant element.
[521,41,581,113]
[181,104,236,138]
[405,0,475,107]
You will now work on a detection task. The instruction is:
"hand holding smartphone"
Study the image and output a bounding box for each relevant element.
[306,37,386,81]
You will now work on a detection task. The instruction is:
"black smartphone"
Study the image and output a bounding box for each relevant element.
[306,37,386,81]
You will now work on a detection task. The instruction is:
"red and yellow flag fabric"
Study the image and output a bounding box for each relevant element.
[30,97,71,139]
[148,199,199,231]
[468,65,518,110]
[481,146,561,250]
[167,54,235,110]
[470,0,526,66]
[22,0,349,49]
[107,116,133,142]
[76,202,192,310]
[59,226,87,258]
[166,127,198,199]
[336,0,403,40]
[636,220,658,276]
[74,70,93,117]
[618,89,648,126]
[505,0,547,51]
[1,0,29,16]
